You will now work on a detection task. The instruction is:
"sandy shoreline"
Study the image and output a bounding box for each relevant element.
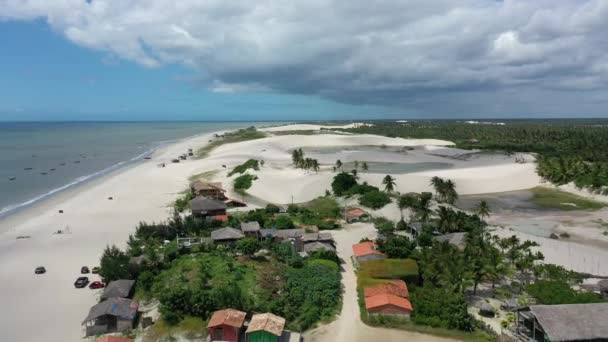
[1,123,607,341]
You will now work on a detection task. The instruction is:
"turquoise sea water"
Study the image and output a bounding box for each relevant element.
[0,121,267,217]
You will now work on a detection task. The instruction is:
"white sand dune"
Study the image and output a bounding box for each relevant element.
[261,122,372,132]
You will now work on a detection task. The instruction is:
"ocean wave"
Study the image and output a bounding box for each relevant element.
[0,149,153,217]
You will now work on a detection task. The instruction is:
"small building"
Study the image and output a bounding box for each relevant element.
[246,313,286,342]
[240,221,261,238]
[207,308,246,342]
[274,229,305,240]
[516,303,608,342]
[82,298,138,337]
[101,280,135,301]
[408,221,423,236]
[190,196,227,218]
[434,232,467,250]
[190,181,226,199]
[302,232,334,244]
[211,227,245,243]
[364,280,409,298]
[225,198,247,208]
[352,241,386,267]
[365,294,413,316]
[96,337,134,342]
[345,208,369,223]
[303,241,336,254]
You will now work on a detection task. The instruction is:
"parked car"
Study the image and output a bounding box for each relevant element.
[88,281,106,289]
[81,266,90,274]
[34,266,46,274]
[74,277,89,288]
[91,266,100,274]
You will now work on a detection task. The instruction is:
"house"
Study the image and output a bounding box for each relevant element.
[364,280,409,298]
[345,208,369,223]
[207,308,246,342]
[352,241,386,267]
[516,303,608,342]
[211,227,245,243]
[434,232,467,250]
[96,337,134,342]
[408,221,423,236]
[246,313,286,342]
[303,241,336,254]
[101,280,135,301]
[82,298,138,337]
[365,294,413,317]
[176,237,213,249]
[225,198,247,208]
[302,232,334,244]
[240,221,261,238]
[190,181,226,199]
[190,196,227,218]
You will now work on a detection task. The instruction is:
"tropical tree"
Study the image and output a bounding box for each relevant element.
[362,162,369,172]
[475,200,491,220]
[335,159,343,172]
[312,159,320,173]
[382,175,396,192]
[354,160,359,171]
[444,179,458,205]
[430,176,444,201]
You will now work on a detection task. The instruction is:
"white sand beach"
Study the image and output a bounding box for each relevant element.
[0,123,606,341]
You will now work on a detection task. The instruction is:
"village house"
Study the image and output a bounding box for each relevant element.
[100,279,135,301]
[190,196,227,220]
[352,241,386,267]
[96,336,134,342]
[240,221,261,238]
[345,207,369,223]
[364,280,409,298]
[211,227,245,244]
[190,181,226,199]
[82,297,139,337]
[516,303,608,342]
[303,241,336,255]
[207,308,246,342]
[365,294,413,317]
[246,313,286,342]
[434,232,467,250]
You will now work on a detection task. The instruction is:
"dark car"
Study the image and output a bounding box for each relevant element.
[81,266,90,274]
[34,266,46,274]
[88,281,106,289]
[74,277,89,288]
[91,266,100,274]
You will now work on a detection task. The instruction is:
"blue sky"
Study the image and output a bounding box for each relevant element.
[1,1,608,121]
[0,21,392,121]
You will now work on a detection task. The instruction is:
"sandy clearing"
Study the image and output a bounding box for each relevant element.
[260,123,372,132]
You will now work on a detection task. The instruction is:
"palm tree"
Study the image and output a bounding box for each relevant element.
[335,159,343,172]
[444,179,458,205]
[382,175,396,192]
[354,160,359,171]
[351,169,358,178]
[362,162,369,172]
[312,159,320,173]
[430,176,444,201]
[475,200,490,220]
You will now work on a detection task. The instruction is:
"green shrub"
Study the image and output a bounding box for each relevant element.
[272,215,295,230]
[359,190,391,209]
[228,159,260,176]
[332,172,357,196]
[234,173,257,190]
[527,280,604,305]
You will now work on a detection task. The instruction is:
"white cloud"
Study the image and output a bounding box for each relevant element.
[2,0,608,115]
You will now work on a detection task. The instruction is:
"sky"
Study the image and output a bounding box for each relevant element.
[1,0,608,121]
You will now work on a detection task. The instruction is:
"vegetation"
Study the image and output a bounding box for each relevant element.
[228,159,259,176]
[99,244,134,283]
[345,120,608,194]
[530,186,606,210]
[196,126,267,158]
[358,190,392,209]
[527,280,604,305]
[382,175,396,192]
[233,173,257,191]
[291,148,320,172]
[430,176,458,204]
[174,190,194,212]
[331,172,358,196]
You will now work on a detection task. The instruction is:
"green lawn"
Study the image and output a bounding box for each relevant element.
[357,258,419,289]
[530,187,606,211]
[196,127,267,159]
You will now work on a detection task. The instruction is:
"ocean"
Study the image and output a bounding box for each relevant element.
[0,121,268,217]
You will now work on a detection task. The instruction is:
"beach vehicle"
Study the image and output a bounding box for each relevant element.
[34,266,46,274]
[74,277,89,288]
[88,281,106,289]
[91,266,100,274]
[81,266,90,274]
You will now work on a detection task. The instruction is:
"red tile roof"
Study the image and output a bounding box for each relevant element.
[212,214,229,222]
[96,337,134,342]
[346,208,366,219]
[365,294,413,311]
[364,280,409,298]
[352,241,385,257]
[207,308,247,328]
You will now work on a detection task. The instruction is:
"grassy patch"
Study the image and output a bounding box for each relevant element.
[148,316,207,340]
[196,127,267,159]
[228,159,260,177]
[234,173,257,192]
[357,258,418,288]
[270,130,317,136]
[530,187,606,210]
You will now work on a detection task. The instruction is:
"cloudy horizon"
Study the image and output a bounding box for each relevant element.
[1,0,608,120]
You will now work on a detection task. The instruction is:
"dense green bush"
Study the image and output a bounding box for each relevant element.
[228,159,259,176]
[410,286,473,331]
[527,280,604,305]
[234,173,257,190]
[99,245,135,283]
[271,215,295,230]
[331,172,357,196]
[359,190,391,209]
[377,236,416,258]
